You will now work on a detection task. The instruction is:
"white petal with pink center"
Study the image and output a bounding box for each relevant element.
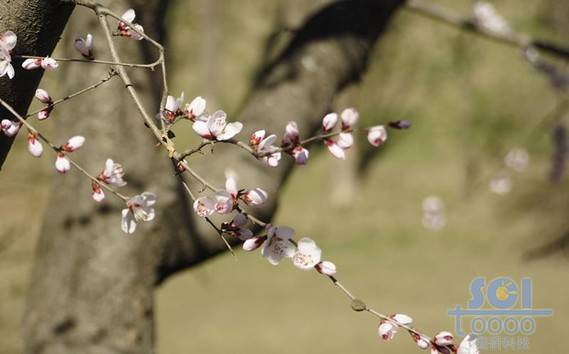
[121,192,156,234]
[40,57,58,70]
[214,191,233,214]
[261,225,296,265]
[249,129,265,146]
[292,237,322,270]
[63,135,85,152]
[92,182,105,202]
[243,236,266,251]
[101,159,127,187]
[193,196,215,217]
[282,121,300,146]
[22,58,41,70]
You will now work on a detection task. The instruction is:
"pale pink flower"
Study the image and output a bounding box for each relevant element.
[37,109,51,120]
[192,110,242,141]
[222,213,253,240]
[257,133,281,167]
[292,237,322,270]
[249,129,265,146]
[35,88,52,104]
[261,225,296,265]
[193,196,215,218]
[55,153,71,173]
[0,31,16,79]
[0,48,15,79]
[27,133,43,157]
[99,159,127,187]
[1,119,21,137]
[367,125,387,147]
[378,314,413,341]
[118,9,145,40]
[61,136,85,152]
[214,191,234,214]
[315,261,336,275]
[322,112,338,132]
[340,107,358,130]
[74,33,94,60]
[457,334,479,354]
[185,96,206,119]
[91,182,105,202]
[282,121,300,146]
[121,192,156,234]
[325,139,346,160]
[291,146,309,165]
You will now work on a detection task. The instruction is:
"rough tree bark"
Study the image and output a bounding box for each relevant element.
[0,0,74,169]
[23,1,404,353]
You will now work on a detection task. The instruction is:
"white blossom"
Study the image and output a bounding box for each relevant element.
[367,125,387,147]
[292,237,322,270]
[261,225,296,265]
[121,192,156,234]
[74,33,94,59]
[118,9,145,40]
[192,110,242,141]
[340,107,358,130]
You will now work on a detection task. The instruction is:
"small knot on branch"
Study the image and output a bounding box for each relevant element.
[351,299,367,312]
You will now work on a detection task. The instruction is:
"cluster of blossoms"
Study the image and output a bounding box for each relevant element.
[379,316,478,354]
[0,9,480,353]
[193,173,267,218]
[489,148,529,195]
[472,1,511,35]
[422,195,446,231]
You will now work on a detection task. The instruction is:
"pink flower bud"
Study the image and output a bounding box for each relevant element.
[40,57,58,70]
[27,133,43,157]
[434,331,454,346]
[388,119,412,130]
[391,314,413,325]
[340,107,359,130]
[315,261,336,275]
[74,34,94,60]
[322,113,338,132]
[242,188,268,205]
[62,135,85,152]
[367,125,387,147]
[378,322,396,341]
[37,108,51,120]
[92,182,105,202]
[410,332,430,350]
[35,88,52,104]
[282,121,300,146]
[1,119,21,137]
[291,146,309,165]
[242,236,266,251]
[21,58,41,70]
[55,153,71,173]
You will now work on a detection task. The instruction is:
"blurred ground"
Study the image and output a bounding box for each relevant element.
[1,0,568,353]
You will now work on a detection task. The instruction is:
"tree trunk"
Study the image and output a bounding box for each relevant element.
[0,0,74,169]
[23,1,404,353]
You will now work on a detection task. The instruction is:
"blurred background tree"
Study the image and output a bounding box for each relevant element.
[0,0,568,353]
